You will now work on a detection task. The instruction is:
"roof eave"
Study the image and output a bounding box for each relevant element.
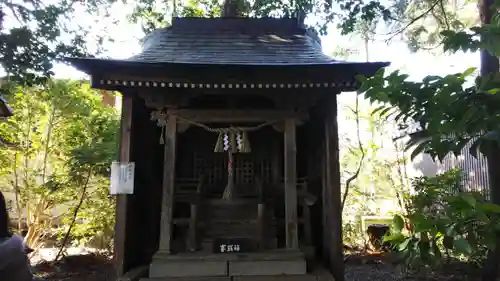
[65,57,389,74]
[64,57,390,92]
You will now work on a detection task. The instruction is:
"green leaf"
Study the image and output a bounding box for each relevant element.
[459,67,477,79]
[410,142,428,160]
[487,88,500,94]
[392,214,405,233]
[383,233,406,243]
[371,105,387,115]
[461,194,477,207]
[398,237,412,251]
[481,203,500,213]
[453,238,472,254]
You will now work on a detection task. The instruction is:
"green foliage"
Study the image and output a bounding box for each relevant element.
[179,0,222,18]
[340,99,412,247]
[385,170,500,269]
[0,80,119,248]
[336,0,479,52]
[125,0,334,34]
[354,4,500,160]
[357,65,500,162]
[441,24,500,56]
[0,0,112,85]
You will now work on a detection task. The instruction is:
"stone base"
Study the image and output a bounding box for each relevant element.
[233,276,317,281]
[149,250,306,278]
[140,277,230,281]
[139,276,315,281]
[229,259,306,276]
[117,266,149,281]
[150,260,228,278]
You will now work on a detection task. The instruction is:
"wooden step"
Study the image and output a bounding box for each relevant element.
[233,276,317,281]
[140,278,230,281]
[149,260,228,278]
[149,259,307,278]
[141,277,316,281]
[228,259,306,276]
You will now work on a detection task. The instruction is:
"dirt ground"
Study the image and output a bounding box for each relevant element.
[33,254,115,281]
[32,251,481,281]
[343,250,482,281]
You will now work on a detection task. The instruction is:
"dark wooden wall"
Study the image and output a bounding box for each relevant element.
[116,94,164,274]
[320,94,344,281]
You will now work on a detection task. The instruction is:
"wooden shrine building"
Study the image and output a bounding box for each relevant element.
[68,17,388,281]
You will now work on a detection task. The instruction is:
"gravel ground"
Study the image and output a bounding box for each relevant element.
[31,252,480,281]
[345,264,405,281]
[344,252,482,281]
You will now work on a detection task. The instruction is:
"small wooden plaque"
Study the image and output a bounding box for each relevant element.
[213,238,255,254]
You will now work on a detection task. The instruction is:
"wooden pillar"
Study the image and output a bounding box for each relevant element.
[321,140,329,259]
[324,95,344,281]
[284,118,299,250]
[158,114,178,253]
[114,94,132,276]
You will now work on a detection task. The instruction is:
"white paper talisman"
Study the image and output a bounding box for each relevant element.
[110,161,135,195]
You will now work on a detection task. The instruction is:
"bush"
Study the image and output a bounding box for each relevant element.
[384,169,500,270]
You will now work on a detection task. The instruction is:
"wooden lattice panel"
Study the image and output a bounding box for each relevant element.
[194,153,226,186]
[261,159,272,184]
[235,157,254,185]
[193,153,274,186]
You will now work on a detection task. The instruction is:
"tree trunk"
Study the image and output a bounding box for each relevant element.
[222,0,239,17]
[364,38,369,62]
[480,0,500,280]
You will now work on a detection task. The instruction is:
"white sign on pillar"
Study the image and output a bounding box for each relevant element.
[110,161,135,195]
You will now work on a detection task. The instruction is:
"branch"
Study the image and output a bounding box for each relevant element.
[341,94,365,211]
[41,106,56,185]
[386,0,440,41]
[438,0,450,30]
[53,167,92,263]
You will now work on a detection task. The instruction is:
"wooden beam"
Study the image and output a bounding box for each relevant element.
[158,114,178,253]
[324,95,344,281]
[170,109,307,123]
[284,118,299,249]
[114,94,133,277]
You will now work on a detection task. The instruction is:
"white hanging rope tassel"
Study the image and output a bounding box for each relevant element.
[150,111,275,151]
[236,132,243,151]
[223,133,230,151]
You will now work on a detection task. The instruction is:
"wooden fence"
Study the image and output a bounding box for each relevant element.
[436,139,490,199]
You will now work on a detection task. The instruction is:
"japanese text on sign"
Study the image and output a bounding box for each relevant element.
[219,244,241,253]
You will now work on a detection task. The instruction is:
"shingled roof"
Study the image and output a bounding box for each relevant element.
[66,17,389,91]
[129,17,333,65]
